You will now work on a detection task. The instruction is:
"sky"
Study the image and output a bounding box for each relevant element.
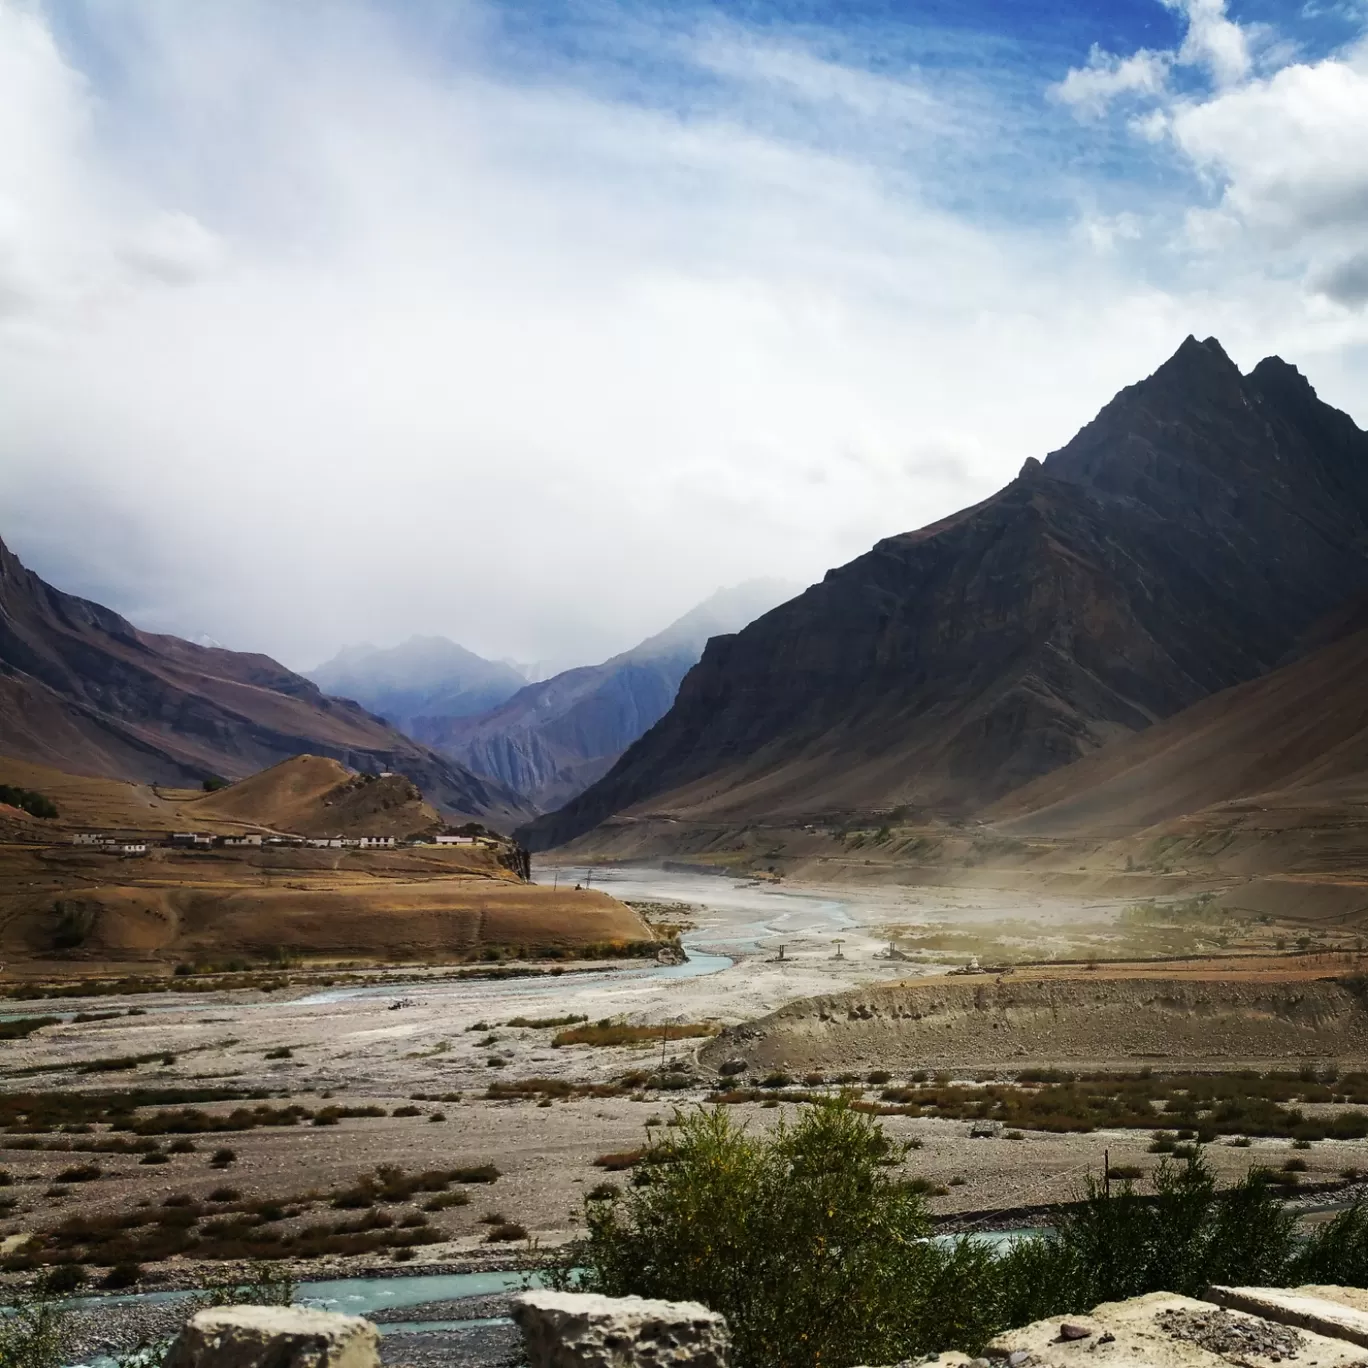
[3,0,1368,672]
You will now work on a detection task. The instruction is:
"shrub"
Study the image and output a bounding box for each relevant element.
[207,1186,240,1202]
[102,1262,143,1289]
[484,1222,528,1242]
[0,1275,69,1367]
[422,1192,470,1212]
[264,1047,292,1060]
[1292,1200,1368,1284]
[210,1148,237,1167]
[43,1263,87,1293]
[562,1101,934,1368]
[55,1164,102,1183]
[561,1112,1300,1368]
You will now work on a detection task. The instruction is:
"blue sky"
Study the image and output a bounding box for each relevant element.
[3,0,1368,669]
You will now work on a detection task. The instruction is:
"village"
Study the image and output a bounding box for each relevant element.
[65,829,488,856]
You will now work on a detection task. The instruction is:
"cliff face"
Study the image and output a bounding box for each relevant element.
[520,337,1368,850]
[0,537,533,827]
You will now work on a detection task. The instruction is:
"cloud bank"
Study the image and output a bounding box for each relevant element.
[2,0,1367,670]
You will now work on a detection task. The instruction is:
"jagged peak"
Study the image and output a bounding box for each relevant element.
[1248,353,1315,395]
[1151,333,1240,384]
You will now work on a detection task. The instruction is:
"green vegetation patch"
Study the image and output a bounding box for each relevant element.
[709,1069,1368,1142]
[0,783,58,818]
[554,1100,1368,1368]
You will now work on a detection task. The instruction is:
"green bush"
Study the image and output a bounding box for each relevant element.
[0,784,57,819]
[562,1101,936,1368]
[561,1107,1305,1368]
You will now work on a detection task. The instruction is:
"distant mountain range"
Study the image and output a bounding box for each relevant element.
[410,580,798,812]
[0,535,532,827]
[309,637,528,734]
[520,337,1368,851]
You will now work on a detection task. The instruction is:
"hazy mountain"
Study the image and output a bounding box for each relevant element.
[519,337,1368,850]
[416,579,799,812]
[0,535,533,827]
[308,637,526,733]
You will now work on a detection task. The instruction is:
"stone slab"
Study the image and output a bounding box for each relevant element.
[986,1291,1368,1368]
[1210,1286,1368,1351]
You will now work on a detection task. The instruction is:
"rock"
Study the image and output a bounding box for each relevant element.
[1208,1286,1368,1350]
[1057,1323,1091,1340]
[513,1290,730,1368]
[163,1305,380,1368]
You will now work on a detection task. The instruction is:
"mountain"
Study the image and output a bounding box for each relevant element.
[520,337,1368,850]
[988,595,1368,839]
[0,535,534,827]
[416,579,798,812]
[308,637,526,733]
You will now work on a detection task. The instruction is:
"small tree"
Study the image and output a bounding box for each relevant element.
[564,1100,937,1368]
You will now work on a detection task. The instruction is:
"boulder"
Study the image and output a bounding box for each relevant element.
[513,1289,730,1368]
[163,1305,380,1368]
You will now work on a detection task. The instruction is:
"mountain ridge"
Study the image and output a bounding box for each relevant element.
[0,535,533,828]
[520,337,1368,851]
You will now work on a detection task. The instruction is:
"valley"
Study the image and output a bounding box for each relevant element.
[6,337,1368,1358]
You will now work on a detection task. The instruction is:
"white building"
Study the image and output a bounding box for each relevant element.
[221,835,263,847]
[72,833,109,845]
[120,844,148,856]
[435,834,476,845]
[358,836,395,848]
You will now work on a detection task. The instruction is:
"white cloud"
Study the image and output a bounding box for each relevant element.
[1,0,1367,673]
[1052,1,1368,312]
[1052,47,1171,115]
[1169,0,1252,86]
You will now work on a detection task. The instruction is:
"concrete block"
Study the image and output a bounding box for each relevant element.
[513,1289,730,1368]
[163,1305,380,1368]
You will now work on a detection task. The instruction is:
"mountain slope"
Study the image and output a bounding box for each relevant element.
[308,637,526,733]
[418,579,796,811]
[194,755,445,839]
[520,337,1368,850]
[989,597,1368,838]
[0,535,533,827]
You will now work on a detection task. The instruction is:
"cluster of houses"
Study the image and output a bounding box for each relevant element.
[70,830,484,854]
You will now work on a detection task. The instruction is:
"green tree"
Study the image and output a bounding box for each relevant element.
[566,1101,936,1368]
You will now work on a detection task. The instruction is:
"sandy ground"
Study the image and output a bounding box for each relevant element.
[4,867,1365,1285]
